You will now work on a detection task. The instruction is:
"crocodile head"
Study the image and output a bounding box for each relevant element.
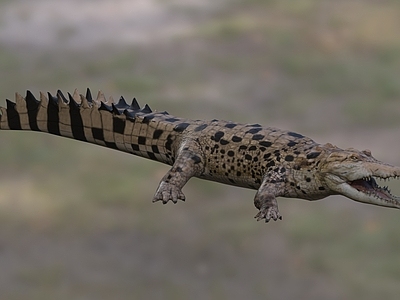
[320,144,400,208]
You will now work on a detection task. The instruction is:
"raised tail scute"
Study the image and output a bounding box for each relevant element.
[0,89,158,152]
[0,106,8,130]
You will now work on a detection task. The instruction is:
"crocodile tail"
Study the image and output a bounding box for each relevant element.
[0,88,154,153]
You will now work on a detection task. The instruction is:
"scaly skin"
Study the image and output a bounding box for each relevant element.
[1,89,400,222]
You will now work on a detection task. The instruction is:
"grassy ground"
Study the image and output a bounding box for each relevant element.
[0,0,400,299]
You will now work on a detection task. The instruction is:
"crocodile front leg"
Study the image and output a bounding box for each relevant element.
[153,143,204,204]
[254,179,283,222]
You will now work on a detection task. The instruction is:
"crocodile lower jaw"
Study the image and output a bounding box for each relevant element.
[349,176,399,203]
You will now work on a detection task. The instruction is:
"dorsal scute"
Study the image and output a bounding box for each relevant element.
[6,99,16,110]
[99,101,113,112]
[96,91,106,103]
[131,98,140,110]
[39,92,49,108]
[4,88,154,119]
[115,96,129,109]
[80,94,90,109]
[108,96,115,105]
[15,93,25,110]
[68,92,80,110]
[111,103,121,115]
[47,92,59,108]
[72,89,81,104]
[141,104,152,113]
[86,88,93,103]
[25,90,40,110]
[57,90,68,104]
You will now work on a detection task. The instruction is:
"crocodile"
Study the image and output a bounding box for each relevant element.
[1,89,400,222]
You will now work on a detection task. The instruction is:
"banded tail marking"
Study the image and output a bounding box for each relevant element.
[0,89,156,156]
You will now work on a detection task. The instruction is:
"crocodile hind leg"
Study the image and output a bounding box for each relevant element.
[153,145,205,204]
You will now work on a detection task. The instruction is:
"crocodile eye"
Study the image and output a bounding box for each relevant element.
[349,155,359,161]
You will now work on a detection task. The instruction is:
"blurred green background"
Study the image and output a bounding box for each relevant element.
[0,0,400,299]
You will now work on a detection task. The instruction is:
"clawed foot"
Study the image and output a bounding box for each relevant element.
[254,205,282,222]
[152,181,185,204]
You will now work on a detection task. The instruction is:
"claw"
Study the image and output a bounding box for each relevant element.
[254,205,282,223]
[153,181,186,204]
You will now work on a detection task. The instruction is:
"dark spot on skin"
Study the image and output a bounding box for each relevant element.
[259,147,266,152]
[220,139,229,145]
[173,122,190,132]
[246,128,262,134]
[225,123,237,128]
[290,182,295,186]
[306,177,311,182]
[236,171,241,176]
[263,153,271,159]
[176,167,183,172]
[288,132,304,139]
[319,186,325,191]
[227,151,235,157]
[253,157,258,162]
[266,161,275,167]
[249,146,257,151]
[220,149,225,154]
[281,167,286,173]
[212,131,225,142]
[147,152,157,160]
[138,136,146,145]
[229,179,236,184]
[259,141,272,147]
[194,124,207,132]
[285,155,294,162]
[287,141,297,147]
[232,136,242,142]
[301,190,307,195]
[165,117,179,122]
[246,123,262,127]
[191,155,202,164]
[165,135,173,151]
[153,129,163,139]
[294,151,301,155]
[252,134,265,141]
[245,154,252,160]
[152,145,160,154]
[307,152,321,159]
[239,145,247,150]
